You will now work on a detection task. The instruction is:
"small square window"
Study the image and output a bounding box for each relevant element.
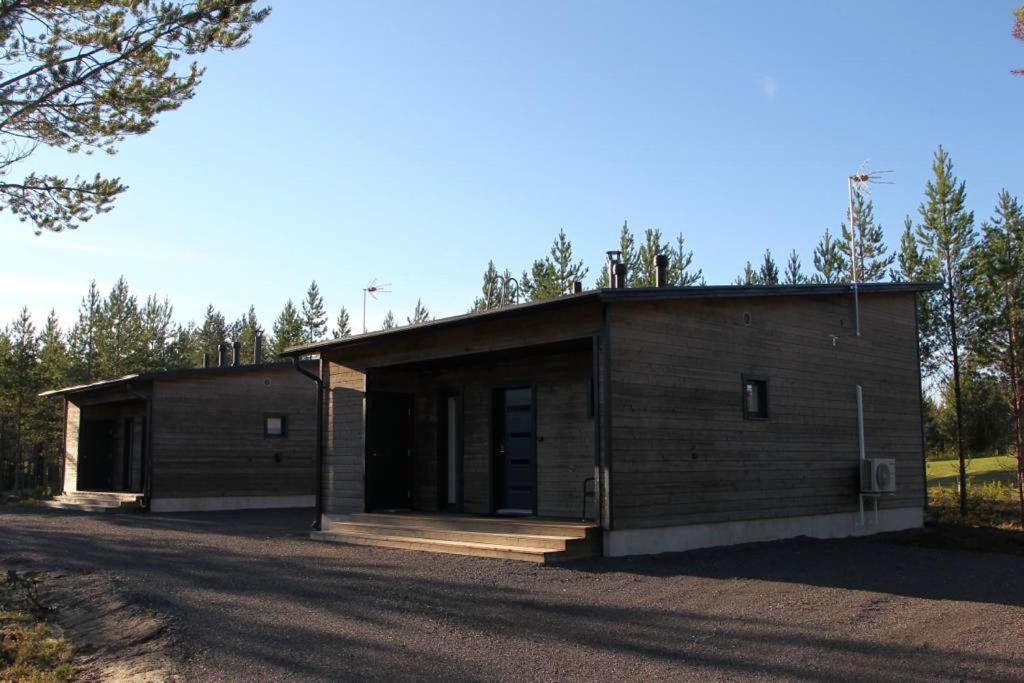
[265,414,287,437]
[742,378,768,420]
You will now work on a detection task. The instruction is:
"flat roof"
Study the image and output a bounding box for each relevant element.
[39,360,316,398]
[282,281,941,357]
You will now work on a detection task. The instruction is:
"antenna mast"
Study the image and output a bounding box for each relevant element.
[362,279,392,333]
[846,163,893,337]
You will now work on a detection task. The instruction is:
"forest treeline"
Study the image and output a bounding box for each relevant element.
[2,146,1022,515]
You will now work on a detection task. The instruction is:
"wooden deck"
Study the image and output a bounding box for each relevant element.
[311,513,601,563]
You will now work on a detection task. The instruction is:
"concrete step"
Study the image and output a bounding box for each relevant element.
[348,513,594,539]
[325,522,576,550]
[311,529,562,563]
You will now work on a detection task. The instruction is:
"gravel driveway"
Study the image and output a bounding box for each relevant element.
[1,506,1022,682]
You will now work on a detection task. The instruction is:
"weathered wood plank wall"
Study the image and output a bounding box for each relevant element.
[608,292,924,530]
[150,368,317,499]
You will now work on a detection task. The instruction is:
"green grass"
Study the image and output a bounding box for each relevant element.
[1,573,75,683]
[0,610,75,682]
[926,455,1019,489]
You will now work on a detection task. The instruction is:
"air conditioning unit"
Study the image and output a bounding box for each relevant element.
[861,458,896,494]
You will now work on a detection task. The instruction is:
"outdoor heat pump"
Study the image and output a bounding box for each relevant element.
[860,458,896,494]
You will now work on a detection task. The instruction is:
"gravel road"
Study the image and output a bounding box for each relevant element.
[1,506,1022,682]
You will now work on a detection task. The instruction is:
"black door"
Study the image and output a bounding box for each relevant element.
[366,393,414,511]
[79,418,116,491]
[495,387,536,513]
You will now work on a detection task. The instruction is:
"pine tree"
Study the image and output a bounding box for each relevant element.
[95,276,144,378]
[34,311,70,489]
[759,249,780,285]
[68,281,103,382]
[332,307,352,338]
[784,250,806,285]
[841,194,895,283]
[471,261,503,311]
[891,216,941,381]
[734,261,760,286]
[270,300,305,359]
[596,221,639,288]
[1,308,39,489]
[232,306,264,363]
[812,227,846,284]
[407,299,430,325]
[916,145,976,516]
[139,294,175,372]
[522,228,588,301]
[301,281,328,343]
[381,310,397,330]
[635,228,672,287]
[195,305,228,366]
[971,190,1024,522]
[669,232,703,286]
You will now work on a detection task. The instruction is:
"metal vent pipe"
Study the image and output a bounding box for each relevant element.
[614,262,628,289]
[654,254,669,287]
[232,341,242,366]
[217,343,228,367]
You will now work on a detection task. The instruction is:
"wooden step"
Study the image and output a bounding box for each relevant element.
[311,529,561,563]
[348,513,595,538]
[313,515,602,563]
[42,492,142,513]
[324,522,577,550]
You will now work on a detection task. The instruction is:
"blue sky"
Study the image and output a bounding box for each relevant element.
[2,1,1022,333]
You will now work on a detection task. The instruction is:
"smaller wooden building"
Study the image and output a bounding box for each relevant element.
[41,359,318,513]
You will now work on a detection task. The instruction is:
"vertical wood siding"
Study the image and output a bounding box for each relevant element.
[608,293,925,530]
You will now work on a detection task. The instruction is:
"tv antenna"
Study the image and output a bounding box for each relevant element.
[847,161,893,337]
[362,278,391,333]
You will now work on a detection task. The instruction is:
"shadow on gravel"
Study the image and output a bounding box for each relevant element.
[562,531,1024,607]
[2,506,1023,682]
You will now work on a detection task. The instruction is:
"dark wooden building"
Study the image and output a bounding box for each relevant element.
[41,359,318,513]
[285,281,936,561]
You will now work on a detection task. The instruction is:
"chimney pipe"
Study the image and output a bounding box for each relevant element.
[232,341,241,366]
[217,343,228,368]
[254,335,264,365]
[654,254,669,288]
[202,353,210,369]
[606,251,622,289]
[571,280,583,295]
[614,262,628,289]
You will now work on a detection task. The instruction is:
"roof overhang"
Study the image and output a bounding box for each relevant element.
[282,281,942,358]
[39,360,317,398]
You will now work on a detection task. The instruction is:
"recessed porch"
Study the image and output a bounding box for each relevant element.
[359,339,598,520]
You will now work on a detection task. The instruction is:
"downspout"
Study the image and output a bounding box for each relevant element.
[600,301,614,531]
[292,357,324,531]
[125,382,152,510]
[591,334,601,525]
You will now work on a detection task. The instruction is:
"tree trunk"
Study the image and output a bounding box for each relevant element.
[1009,296,1024,526]
[947,256,967,517]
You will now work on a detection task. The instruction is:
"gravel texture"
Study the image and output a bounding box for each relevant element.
[1,505,1023,682]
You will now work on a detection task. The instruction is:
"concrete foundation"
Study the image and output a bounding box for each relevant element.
[149,494,315,513]
[603,506,924,557]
